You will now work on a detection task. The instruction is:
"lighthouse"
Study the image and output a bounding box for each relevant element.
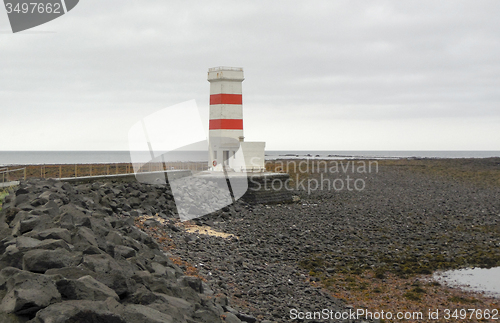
[208,67,265,172]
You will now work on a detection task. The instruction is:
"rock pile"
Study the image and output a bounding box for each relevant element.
[0,179,242,323]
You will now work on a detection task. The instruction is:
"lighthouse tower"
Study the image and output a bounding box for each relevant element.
[208,67,244,171]
[207,66,265,172]
[208,66,244,139]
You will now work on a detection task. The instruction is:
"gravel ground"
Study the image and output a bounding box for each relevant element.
[162,159,500,322]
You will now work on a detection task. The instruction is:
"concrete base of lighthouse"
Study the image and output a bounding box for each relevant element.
[196,171,294,204]
[209,141,266,173]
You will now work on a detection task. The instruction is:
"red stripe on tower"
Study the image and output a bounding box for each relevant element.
[210,94,242,105]
[209,119,243,130]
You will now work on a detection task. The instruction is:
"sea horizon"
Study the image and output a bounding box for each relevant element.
[1,150,499,166]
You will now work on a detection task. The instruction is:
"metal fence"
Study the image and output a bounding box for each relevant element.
[1,162,210,182]
[1,167,26,184]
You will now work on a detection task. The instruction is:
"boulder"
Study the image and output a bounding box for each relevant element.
[92,270,136,299]
[72,227,99,248]
[0,246,24,269]
[22,248,82,273]
[131,271,153,286]
[154,293,193,310]
[15,214,55,234]
[178,275,203,293]
[15,188,30,196]
[27,228,72,244]
[45,267,96,280]
[81,254,121,274]
[0,267,23,289]
[57,204,91,228]
[56,275,119,301]
[193,309,222,323]
[0,312,29,323]
[38,190,61,201]
[14,236,42,250]
[30,198,48,208]
[2,207,21,226]
[0,270,61,315]
[8,212,32,233]
[236,313,257,323]
[34,200,60,217]
[106,231,124,245]
[31,300,125,323]
[114,245,136,259]
[90,218,112,238]
[74,244,103,255]
[223,312,242,323]
[150,262,167,276]
[13,195,30,207]
[34,239,72,251]
[121,304,173,323]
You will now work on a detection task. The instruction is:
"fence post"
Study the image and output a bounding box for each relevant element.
[90,165,92,177]
[75,164,77,178]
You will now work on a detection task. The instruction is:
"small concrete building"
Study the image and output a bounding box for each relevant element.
[207,67,265,172]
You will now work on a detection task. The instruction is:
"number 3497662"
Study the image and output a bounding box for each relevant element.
[444,309,499,320]
[5,2,62,14]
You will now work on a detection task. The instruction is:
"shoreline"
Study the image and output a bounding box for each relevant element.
[1,150,500,168]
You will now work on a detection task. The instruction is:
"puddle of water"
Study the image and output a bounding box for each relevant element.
[434,267,500,298]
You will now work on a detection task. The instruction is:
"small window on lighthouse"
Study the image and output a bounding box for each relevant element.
[214,151,217,159]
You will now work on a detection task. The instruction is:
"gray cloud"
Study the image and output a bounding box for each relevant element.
[0,0,499,150]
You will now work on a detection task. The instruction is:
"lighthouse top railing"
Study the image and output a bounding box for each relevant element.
[208,66,243,72]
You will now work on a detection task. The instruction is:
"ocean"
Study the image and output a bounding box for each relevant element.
[0,150,499,166]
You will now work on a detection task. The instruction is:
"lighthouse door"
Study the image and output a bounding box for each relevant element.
[223,150,230,166]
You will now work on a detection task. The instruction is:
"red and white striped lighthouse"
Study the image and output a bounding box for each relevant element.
[208,66,245,170]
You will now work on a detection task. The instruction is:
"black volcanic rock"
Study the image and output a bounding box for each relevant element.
[0,179,229,323]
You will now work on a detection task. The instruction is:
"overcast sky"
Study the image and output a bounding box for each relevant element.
[1,0,499,151]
